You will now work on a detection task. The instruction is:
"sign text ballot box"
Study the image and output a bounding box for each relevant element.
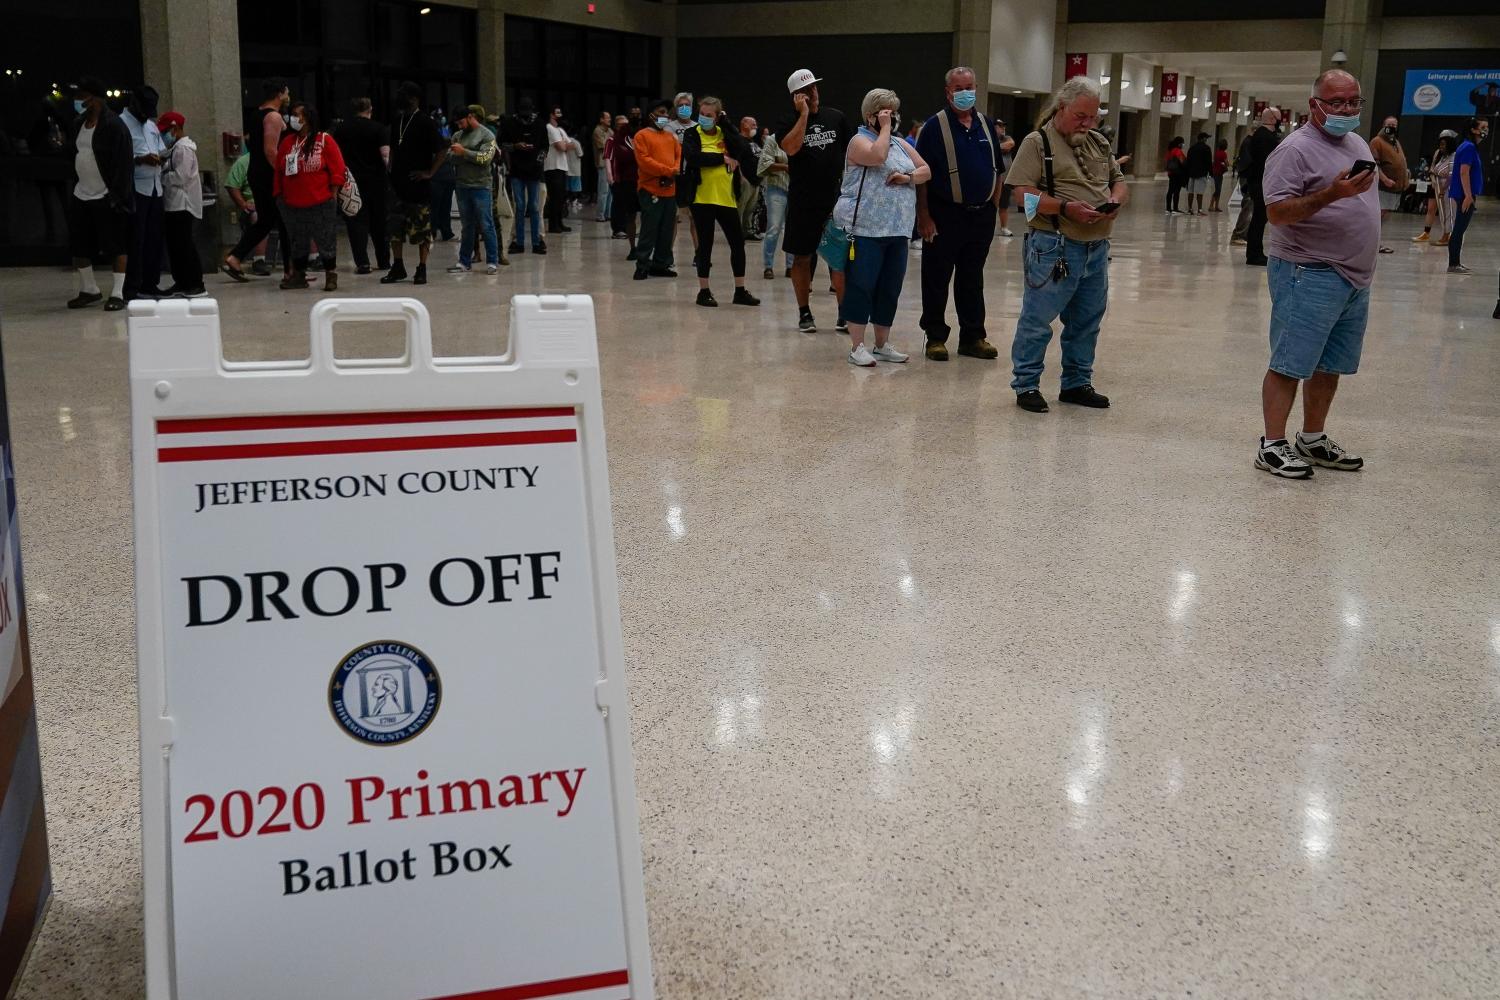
[129,296,653,1000]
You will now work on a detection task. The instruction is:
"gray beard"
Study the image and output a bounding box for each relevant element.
[1067,131,1088,148]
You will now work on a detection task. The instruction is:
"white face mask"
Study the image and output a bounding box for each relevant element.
[287,115,302,132]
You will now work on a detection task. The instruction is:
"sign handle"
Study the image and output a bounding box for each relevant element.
[308,298,434,372]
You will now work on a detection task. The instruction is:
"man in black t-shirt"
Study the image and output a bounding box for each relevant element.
[334,97,392,273]
[499,99,550,253]
[381,81,446,286]
[774,68,850,333]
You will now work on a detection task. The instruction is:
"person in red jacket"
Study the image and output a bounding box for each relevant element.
[273,102,346,291]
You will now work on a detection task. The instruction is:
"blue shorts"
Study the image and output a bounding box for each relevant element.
[1267,256,1368,380]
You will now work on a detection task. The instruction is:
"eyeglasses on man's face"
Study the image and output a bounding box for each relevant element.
[1313,96,1365,113]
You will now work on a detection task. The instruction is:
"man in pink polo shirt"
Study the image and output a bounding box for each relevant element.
[1254,69,1380,480]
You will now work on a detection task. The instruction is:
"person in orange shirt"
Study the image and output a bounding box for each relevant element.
[633,99,682,280]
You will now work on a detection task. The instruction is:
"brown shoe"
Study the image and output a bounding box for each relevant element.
[957,338,999,360]
[324,271,338,292]
[924,341,949,361]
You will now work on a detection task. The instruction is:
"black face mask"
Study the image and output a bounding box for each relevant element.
[1383,126,1397,136]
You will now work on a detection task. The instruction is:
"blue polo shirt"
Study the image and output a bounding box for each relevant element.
[916,108,998,206]
[1449,140,1484,203]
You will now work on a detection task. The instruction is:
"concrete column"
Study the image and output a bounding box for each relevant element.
[139,0,241,251]
[1132,63,1163,179]
[953,0,992,91]
[1105,52,1124,133]
[1051,0,1070,92]
[1323,0,1381,97]
[478,2,506,112]
[1220,89,1239,145]
[1177,75,1194,143]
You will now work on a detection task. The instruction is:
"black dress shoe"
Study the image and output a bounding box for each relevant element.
[355,265,372,275]
[104,296,126,312]
[1016,389,1049,412]
[67,291,103,309]
[649,266,677,278]
[380,263,408,284]
[508,243,524,254]
[1058,384,1110,408]
[633,267,649,281]
[532,242,547,255]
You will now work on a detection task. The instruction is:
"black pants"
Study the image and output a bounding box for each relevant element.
[920,199,996,344]
[691,203,745,279]
[1247,185,1268,264]
[163,210,203,291]
[1166,176,1184,212]
[229,176,291,270]
[125,191,165,299]
[344,175,390,269]
[544,169,568,231]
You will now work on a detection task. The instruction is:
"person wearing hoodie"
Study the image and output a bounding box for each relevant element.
[156,111,204,296]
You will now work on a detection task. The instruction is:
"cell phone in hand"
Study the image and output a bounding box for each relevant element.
[1349,159,1376,177]
[1095,202,1120,213]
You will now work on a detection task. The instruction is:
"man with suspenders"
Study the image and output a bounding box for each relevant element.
[915,66,1004,362]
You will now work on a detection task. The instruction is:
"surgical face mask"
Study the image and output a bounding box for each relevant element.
[73,99,86,114]
[698,115,715,130]
[163,133,176,147]
[952,89,977,111]
[287,115,303,132]
[676,104,692,120]
[1320,113,1359,137]
[655,116,668,129]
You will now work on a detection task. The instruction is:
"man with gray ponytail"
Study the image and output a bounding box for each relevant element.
[1003,75,1128,412]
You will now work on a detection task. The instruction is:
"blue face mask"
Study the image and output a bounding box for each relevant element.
[952,89,977,111]
[655,116,669,128]
[698,115,715,130]
[676,105,692,120]
[1320,113,1360,137]
[163,133,176,147]
[73,99,86,114]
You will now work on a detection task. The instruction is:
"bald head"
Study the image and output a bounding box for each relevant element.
[1313,69,1359,99]
[1260,107,1282,127]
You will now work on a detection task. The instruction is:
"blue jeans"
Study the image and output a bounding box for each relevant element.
[1266,257,1368,379]
[596,166,612,219]
[1448,201,1475,267]
[762,186,788,270]
[1010,231,1110,392]
[457,188,498,267]
[842,235,909,327]
[510,177,542,247]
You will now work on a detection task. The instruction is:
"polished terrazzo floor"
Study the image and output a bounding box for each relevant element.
[3,183,1499,999]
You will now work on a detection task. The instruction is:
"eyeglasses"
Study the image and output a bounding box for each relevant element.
[1313,96,1365,113]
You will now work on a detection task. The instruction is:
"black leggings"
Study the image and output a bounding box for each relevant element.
[1166,176,1184,212]
[691,202,745,279]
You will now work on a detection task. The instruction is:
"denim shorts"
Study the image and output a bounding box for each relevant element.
[1266,256,1369,380]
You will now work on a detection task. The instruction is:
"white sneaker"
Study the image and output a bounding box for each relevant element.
[1254,438,1314,479]
[486,264,498,275]
[1000,227,1014,238]
[446,263,470,273]
[848,344,877,367]
[872,344,909,363]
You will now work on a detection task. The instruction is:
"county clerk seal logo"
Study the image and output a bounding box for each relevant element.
[329,641,441,745]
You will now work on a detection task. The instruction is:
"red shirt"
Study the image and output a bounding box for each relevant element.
[273,132,347,208]
[1212,149,1228,176]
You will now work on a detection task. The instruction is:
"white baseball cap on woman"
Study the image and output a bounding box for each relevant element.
[786,69,822,93]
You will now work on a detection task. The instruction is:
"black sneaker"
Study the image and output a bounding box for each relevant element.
[763,267,774,280]
[1016,389,1049,413]
[797,309,816,333]
[1293,434,1363,470]
[696,289,718,307]
[532,243,547,255]
[355,265,372,275]
[1256,437,1314,478]
[508,242,524,255]
[379,262,408,284]
[67,291,102,309]
[250,259,272,276]
[104,296,126,312]
[413,264,427,285]
[835,317,848,332]
[633,267,649,281]
[732,287,760,306]
[1058,384,1110,408]
[648,266,677,278]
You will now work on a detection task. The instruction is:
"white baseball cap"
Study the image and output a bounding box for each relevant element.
[786,69,822,94]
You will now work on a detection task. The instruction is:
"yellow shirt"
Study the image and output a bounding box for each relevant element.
[694,127,736,209]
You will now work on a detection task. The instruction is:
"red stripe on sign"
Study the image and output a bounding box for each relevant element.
[427,969,629,1000]
[157,428,577,463]
[157,407,575,434]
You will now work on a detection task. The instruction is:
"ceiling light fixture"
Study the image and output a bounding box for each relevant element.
[1012,90,1023,95]
[1144,85,1154,95]
[1121,81,1131,89]
[1100,75,1111,85]
[419,5,432,13]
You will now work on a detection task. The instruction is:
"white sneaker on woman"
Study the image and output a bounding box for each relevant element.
[872,344,909,363]
[848,344,877,367]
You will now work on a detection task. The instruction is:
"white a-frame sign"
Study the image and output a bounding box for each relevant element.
[129,296,653,1000]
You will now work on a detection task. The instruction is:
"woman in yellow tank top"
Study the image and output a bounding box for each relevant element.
[683,97,760,308]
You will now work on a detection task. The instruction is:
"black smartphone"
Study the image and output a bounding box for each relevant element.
[1095,201,1120,213]
[1349,159,1377,177]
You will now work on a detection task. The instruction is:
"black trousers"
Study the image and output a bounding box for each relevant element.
[163,210,203,291]
[920,198,996,344]
[125,191,165,299]
[691,203,745,279]
[229,176,291,269]
[343,174,390,269]
[543,169,568,230]
[1247,184,1268,263]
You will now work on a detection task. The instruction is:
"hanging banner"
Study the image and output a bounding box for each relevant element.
[1160,73,1179,104]
[1065,53,1089,79]
[1403,69,1500,116]
[129,296,654,1000]
[1217,89,1232,113]
[0,334,52,994]
[1253,100,1268,117]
